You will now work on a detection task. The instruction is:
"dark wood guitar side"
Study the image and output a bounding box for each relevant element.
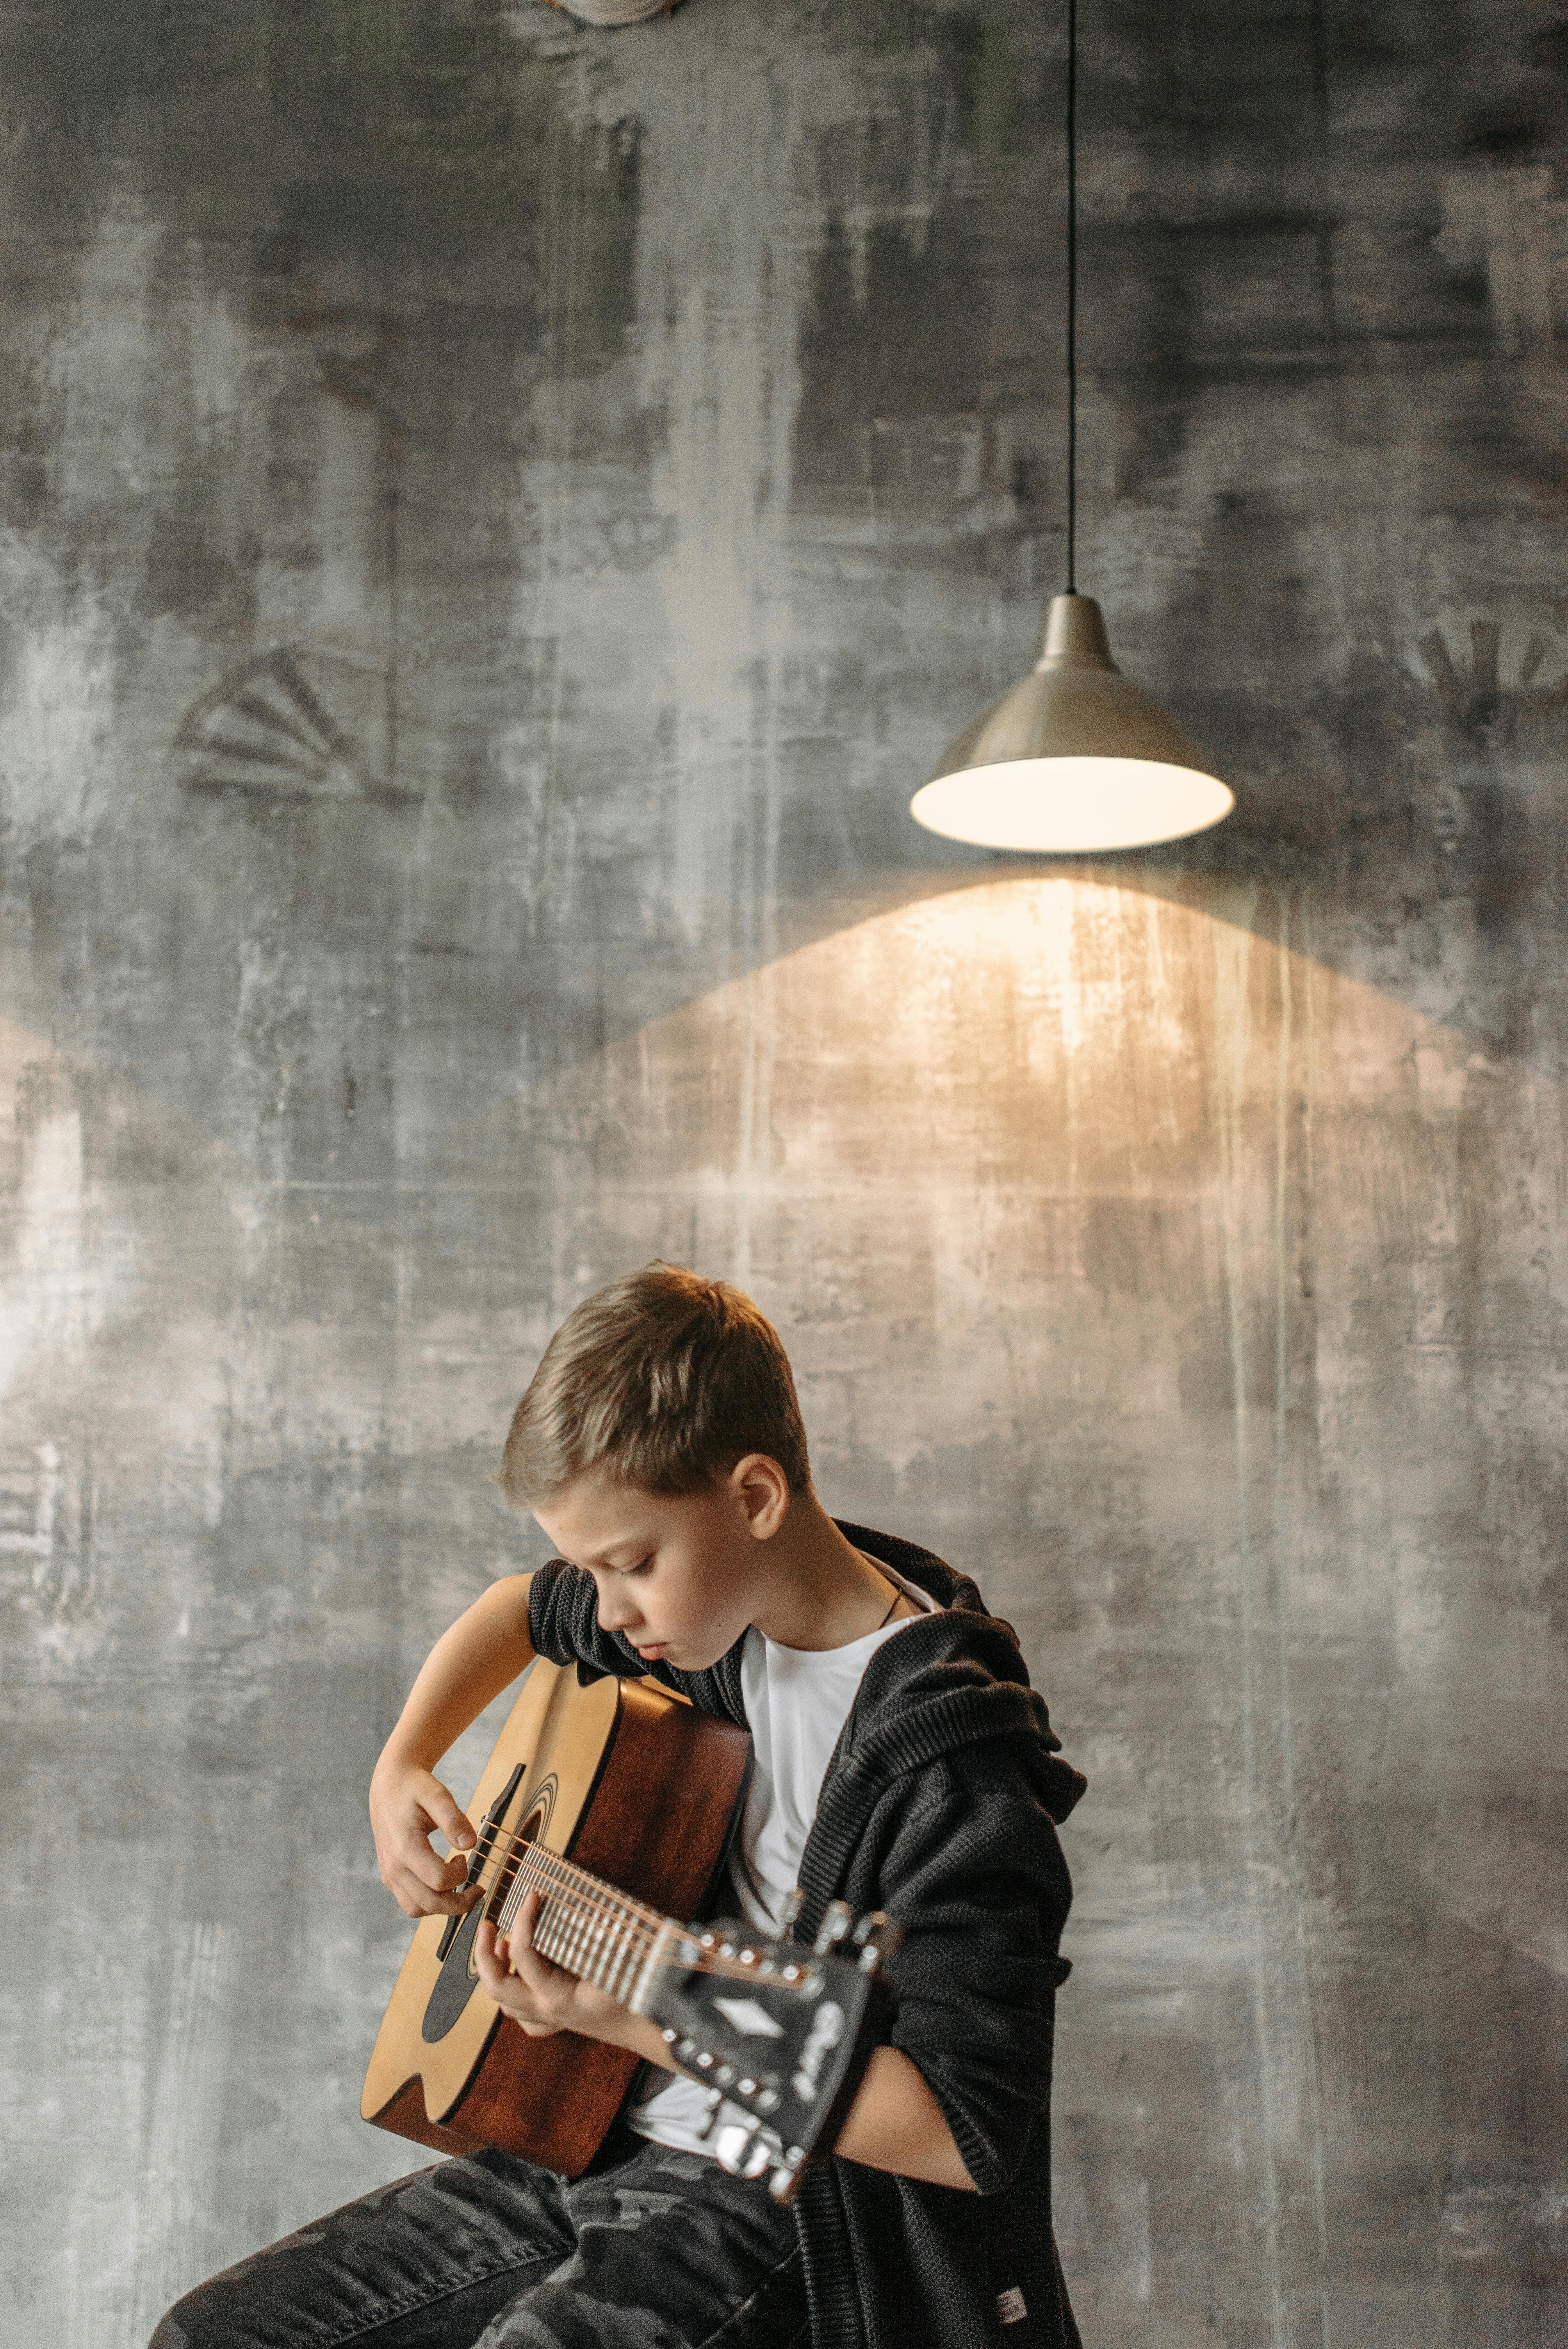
[362,1660,752,2176]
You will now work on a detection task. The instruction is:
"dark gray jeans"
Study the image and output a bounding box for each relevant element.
[150,2141,809,2349]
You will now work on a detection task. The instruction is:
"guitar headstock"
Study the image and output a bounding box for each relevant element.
[645,1905,898,2203]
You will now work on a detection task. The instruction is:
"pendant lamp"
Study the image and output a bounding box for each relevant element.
[910,0,1233,856]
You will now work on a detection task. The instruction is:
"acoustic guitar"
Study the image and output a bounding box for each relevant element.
[362,1656,894,2203]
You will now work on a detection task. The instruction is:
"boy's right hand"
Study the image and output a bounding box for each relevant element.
[369,1758,481,1918]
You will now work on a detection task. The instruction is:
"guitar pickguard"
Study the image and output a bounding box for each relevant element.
[420,1905,486,2043]
[421,1771,558,2043]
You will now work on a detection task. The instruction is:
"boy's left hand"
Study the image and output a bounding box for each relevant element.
[473,1890,632,2049]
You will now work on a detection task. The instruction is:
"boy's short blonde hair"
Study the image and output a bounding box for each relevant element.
[499,1264,811,1506]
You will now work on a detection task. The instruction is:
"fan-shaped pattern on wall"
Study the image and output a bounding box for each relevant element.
[168,648,421,809]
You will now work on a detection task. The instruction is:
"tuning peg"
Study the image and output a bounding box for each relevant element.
[768,2145,807,2205]
[811,1900,853,1955]
[696,2087,723,2140]
[712,2122,775,2180]
[850,1910,898,1973]
[781,1887,805,1931]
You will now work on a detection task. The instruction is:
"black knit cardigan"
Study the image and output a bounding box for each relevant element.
[527,1522,1087,2349]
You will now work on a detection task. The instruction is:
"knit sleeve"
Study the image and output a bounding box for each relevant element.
[871,1748,1073,2196]
[527,1556,644,1678]
[526,1558,748,1724]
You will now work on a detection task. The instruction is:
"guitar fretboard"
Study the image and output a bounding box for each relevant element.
[483,1825,672,2010]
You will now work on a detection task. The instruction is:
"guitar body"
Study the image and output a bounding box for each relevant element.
[362,1659,752,2175]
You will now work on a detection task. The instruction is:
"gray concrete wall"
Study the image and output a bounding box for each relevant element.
[2,1,1564,2340]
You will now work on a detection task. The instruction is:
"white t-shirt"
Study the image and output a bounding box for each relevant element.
[629,1559,940,2156]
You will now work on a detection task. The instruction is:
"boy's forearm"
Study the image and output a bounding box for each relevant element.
[833,2047,975,2190]
[377,1574,537,1772]
[536,2015,973,2191]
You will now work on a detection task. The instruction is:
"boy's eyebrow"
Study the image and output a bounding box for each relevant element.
[566,1540,647,1572]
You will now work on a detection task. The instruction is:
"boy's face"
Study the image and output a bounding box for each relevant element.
[531,1463,781,1672]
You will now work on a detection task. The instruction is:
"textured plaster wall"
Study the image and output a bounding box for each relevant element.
[2,2,1566,2343]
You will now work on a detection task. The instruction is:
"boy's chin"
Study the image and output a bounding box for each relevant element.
[631,1638,692,1667]
[634,1636,722,1671]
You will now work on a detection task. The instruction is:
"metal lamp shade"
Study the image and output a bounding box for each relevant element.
[911,593,1234,854]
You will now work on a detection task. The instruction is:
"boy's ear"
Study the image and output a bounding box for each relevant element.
[729,1453,791,1538]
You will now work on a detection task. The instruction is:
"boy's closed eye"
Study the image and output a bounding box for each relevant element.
[561,1552,649,1576]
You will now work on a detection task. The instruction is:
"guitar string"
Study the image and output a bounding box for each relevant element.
[467,1825,666,1992]
[481,1827,661,1954]
[464,1818,665,1945]
[452,1819,818,1991]
[515,1911,817,1995]
[493,1862,637,1991]
[493,1914,818,1994]
[495,1850,682,1999]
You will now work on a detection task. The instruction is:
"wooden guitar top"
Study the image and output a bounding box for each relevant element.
[361,1659,752,2175]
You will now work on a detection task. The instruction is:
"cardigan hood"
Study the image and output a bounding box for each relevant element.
[832,1519,1087,1828]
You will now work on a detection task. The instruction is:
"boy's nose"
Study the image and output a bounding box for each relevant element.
[594,1584,639,1634]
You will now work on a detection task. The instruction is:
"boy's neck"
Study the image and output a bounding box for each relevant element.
[747,1494,903,1654]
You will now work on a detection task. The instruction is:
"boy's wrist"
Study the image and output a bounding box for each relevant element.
[373,1738,440,1781]
[600,2010,675,2068]
[567,1992,671,2067]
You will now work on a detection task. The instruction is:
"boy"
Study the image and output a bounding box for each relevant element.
[154,1266,1085,2349]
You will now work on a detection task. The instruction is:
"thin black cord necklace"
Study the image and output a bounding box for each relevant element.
[1065,0,1078,596]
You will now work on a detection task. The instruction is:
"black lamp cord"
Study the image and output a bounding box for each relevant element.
[1065,0,1078,596]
